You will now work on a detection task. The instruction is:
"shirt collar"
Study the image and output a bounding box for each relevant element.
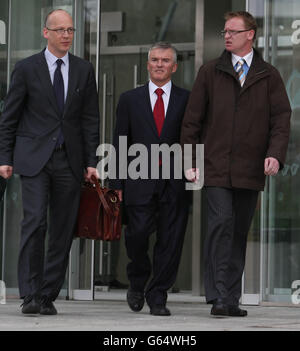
[149,80,172,96]
[45,47,69,67]
[232,49,253,68]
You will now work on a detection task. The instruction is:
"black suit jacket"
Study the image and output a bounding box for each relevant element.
[110,83,189,206]
[0,49,100,182]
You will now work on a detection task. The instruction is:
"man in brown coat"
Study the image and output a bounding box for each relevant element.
[181,11,291,317]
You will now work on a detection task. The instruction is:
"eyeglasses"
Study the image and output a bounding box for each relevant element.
[46,27,76,35]
[220,29,252,37]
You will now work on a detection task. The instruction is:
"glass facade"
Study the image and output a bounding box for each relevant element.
[0,0,85,297]
[250,0,300,304]
[0,0,300,306]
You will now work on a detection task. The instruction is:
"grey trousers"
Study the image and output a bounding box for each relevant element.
[204,186,258,305]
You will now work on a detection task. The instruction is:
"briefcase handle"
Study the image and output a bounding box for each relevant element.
[90,175,114,216]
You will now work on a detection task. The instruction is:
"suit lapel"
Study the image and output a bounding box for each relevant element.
[160,84,180,138]
[35,50,60,117]
[138,83,158,136]
[63,53,77,115]
[138,83,182,138]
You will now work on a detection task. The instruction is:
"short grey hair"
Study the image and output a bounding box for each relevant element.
[148,42,178,63]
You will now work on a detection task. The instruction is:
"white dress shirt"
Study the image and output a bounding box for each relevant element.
[44,47,69,101]
[231,49,254,69]
[149,80,172,116]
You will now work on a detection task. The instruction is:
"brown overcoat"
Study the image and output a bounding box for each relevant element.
[180,49,291,191]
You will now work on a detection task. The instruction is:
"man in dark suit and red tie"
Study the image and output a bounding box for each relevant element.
[110,42,190,316]
[0,9,99,315]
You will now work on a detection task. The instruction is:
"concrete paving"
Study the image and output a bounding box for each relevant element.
[0,292,300,331]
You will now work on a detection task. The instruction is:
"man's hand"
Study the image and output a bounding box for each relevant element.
[264,157,280,176]
[115,190,123,202]
[84,167,99,182]
[0,165,13,179]
[185,168,200,183]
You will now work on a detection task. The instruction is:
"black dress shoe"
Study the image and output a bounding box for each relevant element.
[21,296,40,314]
[150,305,171,316]
[127,288,144,312]
[211,298,229,316]
[228,305,248,317]
[40,297,57,315]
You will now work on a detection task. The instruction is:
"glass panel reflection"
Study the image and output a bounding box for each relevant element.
[252,0,300,303]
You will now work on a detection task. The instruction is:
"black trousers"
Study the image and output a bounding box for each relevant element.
[0,176,6,201]
[18,148,81,300]
[125,180,189,308]
[204,186,258,305]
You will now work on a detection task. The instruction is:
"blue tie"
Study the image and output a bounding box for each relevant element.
[235,59,248,87]
[53,59,64,146]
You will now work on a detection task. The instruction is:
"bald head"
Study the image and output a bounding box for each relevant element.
[43,9,74,58]
[44,9,73,28]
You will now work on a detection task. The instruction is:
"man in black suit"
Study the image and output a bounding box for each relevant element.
[0,9,99,315]
[110,42,190,316]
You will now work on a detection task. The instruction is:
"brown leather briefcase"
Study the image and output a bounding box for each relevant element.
[74,176,122,241]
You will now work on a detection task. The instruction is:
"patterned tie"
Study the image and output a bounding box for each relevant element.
[153,88,165,136]
[235,59,247,87]
[53,59,64,146]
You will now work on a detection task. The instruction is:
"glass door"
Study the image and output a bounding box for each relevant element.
[1,0,86,299]
[93,0,250,301]
[0,0,101,301]
[93,0,196,298]
[250,0,300,305]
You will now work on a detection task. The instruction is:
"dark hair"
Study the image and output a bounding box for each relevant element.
[224,11,257,40]
[148,42,177,63]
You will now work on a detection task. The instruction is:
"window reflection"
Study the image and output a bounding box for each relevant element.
[252,0,300,303]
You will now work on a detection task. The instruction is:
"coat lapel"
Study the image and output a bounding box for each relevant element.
[138,83,159,136]
[216,49,271,93]
[242,52,270,91]
[35,50,60,117]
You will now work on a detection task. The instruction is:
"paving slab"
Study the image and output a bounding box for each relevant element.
[0,297,300,332]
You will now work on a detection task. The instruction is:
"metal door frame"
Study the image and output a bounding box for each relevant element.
[68,0,101,301]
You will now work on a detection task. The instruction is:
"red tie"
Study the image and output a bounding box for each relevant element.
[153,88,165,136]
